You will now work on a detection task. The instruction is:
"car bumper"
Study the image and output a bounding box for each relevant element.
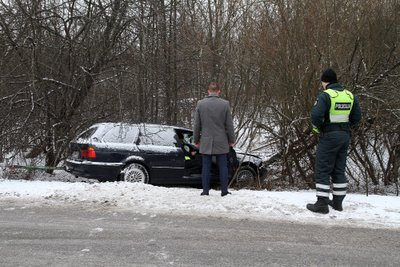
[65,159,124,181]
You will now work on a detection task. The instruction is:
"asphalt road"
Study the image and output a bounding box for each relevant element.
[0,200,399,267]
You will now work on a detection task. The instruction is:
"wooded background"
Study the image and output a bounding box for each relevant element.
[0,0,399,192]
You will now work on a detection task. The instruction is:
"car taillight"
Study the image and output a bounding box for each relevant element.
[80,146,97,159]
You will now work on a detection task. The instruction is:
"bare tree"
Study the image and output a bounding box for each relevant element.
[0,0,138,171]
[0,0,398,192]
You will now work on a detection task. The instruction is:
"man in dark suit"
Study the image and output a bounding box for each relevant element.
[193,82,236,196]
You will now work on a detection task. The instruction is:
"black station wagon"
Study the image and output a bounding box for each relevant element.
[65,123,264,186]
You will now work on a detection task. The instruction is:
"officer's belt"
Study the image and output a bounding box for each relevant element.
[321,123,350,133]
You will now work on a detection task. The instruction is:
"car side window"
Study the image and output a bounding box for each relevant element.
[102,125,139,143]
[183,133,194,145]
[139,127,177,147]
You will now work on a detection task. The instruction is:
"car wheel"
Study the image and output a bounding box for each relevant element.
[234,166,257,187]
[121,163,149,183]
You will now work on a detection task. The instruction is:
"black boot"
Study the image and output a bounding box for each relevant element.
[328,195,345,211]
[307,197,329,214]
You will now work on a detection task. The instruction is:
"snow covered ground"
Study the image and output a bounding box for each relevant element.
[1,171,399,230]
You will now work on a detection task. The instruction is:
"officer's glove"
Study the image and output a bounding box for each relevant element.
[312,127,320,134]
[304,127,320,136]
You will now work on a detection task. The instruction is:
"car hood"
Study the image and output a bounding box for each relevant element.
[236,150,263,165]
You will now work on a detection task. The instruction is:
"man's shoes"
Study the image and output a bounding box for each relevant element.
[221,191,231,197]
[200,192,209,196]
[306,197,329,214]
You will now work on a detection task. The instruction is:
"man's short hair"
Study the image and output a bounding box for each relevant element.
[208,82,220,92]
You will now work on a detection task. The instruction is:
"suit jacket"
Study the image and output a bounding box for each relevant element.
[193,93,235,155]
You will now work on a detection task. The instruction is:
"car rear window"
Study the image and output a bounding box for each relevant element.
[102,125,139,143]
[76,127,98,142]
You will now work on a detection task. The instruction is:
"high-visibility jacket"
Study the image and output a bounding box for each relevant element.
[324,89,354,123]
[311,83,361,133]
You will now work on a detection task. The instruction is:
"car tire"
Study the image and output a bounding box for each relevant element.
[233,166,257,187]
[121,163,149,183]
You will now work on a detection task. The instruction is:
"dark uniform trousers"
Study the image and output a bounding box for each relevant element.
[315,131,350,197]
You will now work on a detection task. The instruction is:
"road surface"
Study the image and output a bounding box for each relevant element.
[0,200,399,266]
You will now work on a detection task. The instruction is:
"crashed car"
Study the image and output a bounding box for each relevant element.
[65,123,264,186]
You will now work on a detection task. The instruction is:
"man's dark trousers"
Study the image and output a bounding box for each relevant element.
[201,154,228,194]
[315,131,350,198]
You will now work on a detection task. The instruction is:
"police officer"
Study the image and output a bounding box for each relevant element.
[307,69,361,214]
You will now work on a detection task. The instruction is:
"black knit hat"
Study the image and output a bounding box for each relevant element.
[321,68,337,83]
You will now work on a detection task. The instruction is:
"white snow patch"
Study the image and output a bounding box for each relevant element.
[0,179,399,230]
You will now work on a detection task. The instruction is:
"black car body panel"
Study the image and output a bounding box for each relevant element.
[65,123,264,185]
